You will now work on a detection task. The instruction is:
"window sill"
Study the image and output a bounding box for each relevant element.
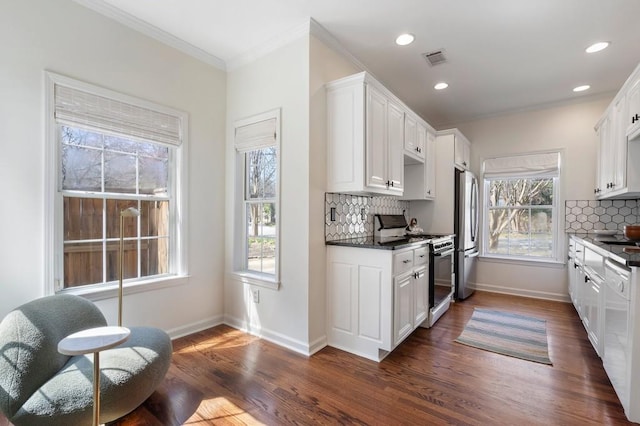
[230,271,280,290]
[478,255,565,269]
[57,274,190,302]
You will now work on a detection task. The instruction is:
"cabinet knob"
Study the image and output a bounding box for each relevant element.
[585,275,590,283]
[427,190,431,194]
[403,259,411,264]
[463,161,467,166]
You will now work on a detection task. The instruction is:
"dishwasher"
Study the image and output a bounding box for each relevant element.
[603,258,631,409]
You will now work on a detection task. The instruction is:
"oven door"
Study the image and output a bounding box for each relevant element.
[428,247,455,327]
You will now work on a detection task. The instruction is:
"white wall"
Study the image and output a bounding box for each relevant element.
[309,35,360,351]
[454,97,613,300]
[224,33,360,355]
[0,0,227,334]
[225,36,312,352]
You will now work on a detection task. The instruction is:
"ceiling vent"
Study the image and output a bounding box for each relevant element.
[423,49,447,66]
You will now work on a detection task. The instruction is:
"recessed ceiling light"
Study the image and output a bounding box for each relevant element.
[573,85,591,92]
[395,33,415,46]
[434,82,449,90]
[585,42,610,53]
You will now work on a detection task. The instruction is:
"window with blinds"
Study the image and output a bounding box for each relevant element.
[482,151,561,261]
[46,72,187,291]
[233,109,280,285]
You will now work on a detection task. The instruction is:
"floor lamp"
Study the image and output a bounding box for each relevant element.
[119,207,140,326]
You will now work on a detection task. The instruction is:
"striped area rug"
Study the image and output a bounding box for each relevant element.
[455,308,552,365]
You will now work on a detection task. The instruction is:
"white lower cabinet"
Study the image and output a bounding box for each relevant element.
[327,244,430,362]
[568,235,640,423]
[570,241,605,357]
[414,264,429,326]
[393,272,414,345]
[585,271,604,356]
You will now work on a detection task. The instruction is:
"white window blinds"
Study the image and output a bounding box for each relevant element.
[234,118,277,153]
[483,152,560,178]
[54,84,182,146]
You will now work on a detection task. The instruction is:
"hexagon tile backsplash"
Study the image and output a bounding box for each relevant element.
[565,199,639,233]
[325,193,410,241]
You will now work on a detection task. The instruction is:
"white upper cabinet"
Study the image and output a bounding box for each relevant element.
[596,115,612,197]
[387,99,405,192]
[326,72,404,196]
[595,62,640,199]
[404,113,425,162]
[365,85,390,191]
[454,132,471,170]
[627,73,640,140]
[425,131,437,199]
[401,128,437,200]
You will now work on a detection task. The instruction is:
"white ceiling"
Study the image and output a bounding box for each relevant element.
[80,0,640,127]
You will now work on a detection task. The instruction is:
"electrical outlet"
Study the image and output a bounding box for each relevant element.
[252,289,260,303]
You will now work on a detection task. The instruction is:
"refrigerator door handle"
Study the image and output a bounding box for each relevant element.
[465,250,480,258]
[470,178,478,243]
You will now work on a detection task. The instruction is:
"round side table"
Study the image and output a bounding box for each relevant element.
[58,326,131,426]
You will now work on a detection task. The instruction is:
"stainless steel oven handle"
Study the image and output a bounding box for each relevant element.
[433,248,455,257]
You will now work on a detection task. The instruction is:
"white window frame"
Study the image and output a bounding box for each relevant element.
[232,109,281,290]
[44,72,189,300]
[481,150,562,264]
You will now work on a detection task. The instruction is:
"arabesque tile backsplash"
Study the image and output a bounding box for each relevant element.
[324,197,638,241]
[565,199,639,233]
[324,193,409,241]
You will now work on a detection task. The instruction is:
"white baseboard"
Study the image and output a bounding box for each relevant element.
[164,313,329,356]
[166,314,224,340]
[308,335,328,356]
[224,314,327,357]
[472,282,570,303]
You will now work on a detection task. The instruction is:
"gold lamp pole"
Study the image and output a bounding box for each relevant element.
[119,207,140,326]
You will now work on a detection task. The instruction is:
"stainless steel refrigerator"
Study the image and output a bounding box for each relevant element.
[454,169,479,300]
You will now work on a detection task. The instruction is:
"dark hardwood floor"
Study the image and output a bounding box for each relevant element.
[108,291,631,425]
[1,291,630,425]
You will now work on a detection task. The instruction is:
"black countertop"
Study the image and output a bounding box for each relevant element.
[326,233,455,251]
[569,233,640,267]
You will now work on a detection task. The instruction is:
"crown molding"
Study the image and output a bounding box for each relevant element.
[73,0,226,71]
[225,20,311,71]
[309,18,374,77]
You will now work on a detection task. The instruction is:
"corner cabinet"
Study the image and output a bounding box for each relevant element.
[595,61,640,199]
[327,244,429,362]
[454,131,471,170]
[401,126,437,200]
[326,72,403,196]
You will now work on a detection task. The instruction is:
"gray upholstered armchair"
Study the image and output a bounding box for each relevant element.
[0,294,172,425]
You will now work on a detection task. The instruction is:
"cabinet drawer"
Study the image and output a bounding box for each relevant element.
[414,247,428,266]
[394,250,414,275]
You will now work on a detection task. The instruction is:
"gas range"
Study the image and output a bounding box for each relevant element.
[374,215,454,252]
